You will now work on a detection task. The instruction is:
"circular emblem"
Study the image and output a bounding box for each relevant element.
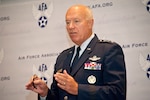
[87,75,96,84]
[64,96,68,100]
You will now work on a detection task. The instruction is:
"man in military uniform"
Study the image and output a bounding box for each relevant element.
[26,4,126,100]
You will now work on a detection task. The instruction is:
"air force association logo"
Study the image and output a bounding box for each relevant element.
[139,53,150,79]
[33,63,51,84]
[142,0,150,13]
[32,1,53,28]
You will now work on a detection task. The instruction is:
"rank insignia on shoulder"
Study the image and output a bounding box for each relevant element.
[89,55,100,61]
[99,39,114,43]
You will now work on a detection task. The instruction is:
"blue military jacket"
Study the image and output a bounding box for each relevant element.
[44,34,126,100]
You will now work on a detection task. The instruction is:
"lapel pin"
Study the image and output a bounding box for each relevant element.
[87,48,91,50]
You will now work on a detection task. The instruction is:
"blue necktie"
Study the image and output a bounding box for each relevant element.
[70,46,80,71]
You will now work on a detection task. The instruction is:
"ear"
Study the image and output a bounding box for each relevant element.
[88,19,94,29]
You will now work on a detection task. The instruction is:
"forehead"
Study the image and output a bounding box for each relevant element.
[66,6,86,20]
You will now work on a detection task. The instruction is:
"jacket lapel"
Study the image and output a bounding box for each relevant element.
[63,47,74,74]
[71,35,99,76]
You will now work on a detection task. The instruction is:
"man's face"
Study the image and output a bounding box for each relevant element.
[65,7,93,45]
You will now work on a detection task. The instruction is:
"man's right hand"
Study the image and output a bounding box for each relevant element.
[25,75,49,97]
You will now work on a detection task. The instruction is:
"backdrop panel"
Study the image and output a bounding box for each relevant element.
[0,0,150,100]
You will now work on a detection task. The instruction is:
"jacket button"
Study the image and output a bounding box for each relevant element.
[64,96,68,100]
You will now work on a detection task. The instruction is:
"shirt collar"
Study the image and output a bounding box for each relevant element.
[75,33,95,56]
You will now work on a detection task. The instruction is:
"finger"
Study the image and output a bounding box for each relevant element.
[54,72,66,80]
[32,74,40,81]
[32,74,40,89]
[57,82,66,90]
[63,70,72,79]
[33,78,44,88]
[55,77,66,86]
[54,73,67,86]
[26,77,36,90]
[63,70,68,75]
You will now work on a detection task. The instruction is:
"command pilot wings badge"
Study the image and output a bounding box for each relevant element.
[85,55,101,70]
[32,1,53,28]
[89,55,100,61]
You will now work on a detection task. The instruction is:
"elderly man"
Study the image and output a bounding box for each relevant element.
[26,4,126,100]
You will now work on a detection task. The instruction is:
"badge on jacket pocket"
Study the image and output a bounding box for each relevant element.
[87,75,96,84]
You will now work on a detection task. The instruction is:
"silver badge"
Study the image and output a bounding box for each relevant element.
[64,96,68,100]
[87,48,91,50]
[87,75,96,84]
[89,55,100,61]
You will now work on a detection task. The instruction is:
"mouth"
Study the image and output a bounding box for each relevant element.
[69,32,77,35]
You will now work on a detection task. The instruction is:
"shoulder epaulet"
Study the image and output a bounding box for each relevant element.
[99,39,114,43]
